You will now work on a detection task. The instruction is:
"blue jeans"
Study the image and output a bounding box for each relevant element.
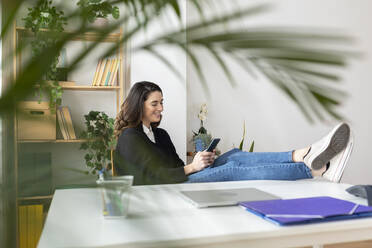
[187,148,312,183]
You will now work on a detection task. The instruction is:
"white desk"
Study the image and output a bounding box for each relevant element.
[38,180,372,248]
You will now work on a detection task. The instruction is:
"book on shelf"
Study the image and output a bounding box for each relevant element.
[94,59,107,86]
[92,59,103,86]
[57,106,76,139]
[103,59,113,86]
[91,57,120,86]
[29,205,35,247]
[57,107,69,139]
[19,205,27,248]
[35,205,43,245]
[61,106,76,139]
[109,58,120,86]
[104,58,116,86]
[19,204,44,248]
[99,58,112,86]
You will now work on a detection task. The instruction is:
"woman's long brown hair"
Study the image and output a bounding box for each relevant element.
[115,81,162,138]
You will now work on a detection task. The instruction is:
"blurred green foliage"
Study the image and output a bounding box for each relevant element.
[23,0,68,111]
[80,111,116,175]
[1,0,357,122]
[77,0,120,23]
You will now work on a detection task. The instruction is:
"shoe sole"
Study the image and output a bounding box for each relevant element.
[311,123,351,170]
[331,138,353,182]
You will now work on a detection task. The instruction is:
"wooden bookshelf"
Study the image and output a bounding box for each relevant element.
[18,139,88,143]
[17,195,53,201]
[54,139,87,143]
[62,85,121,91]
[16,26,122,43]
[35,82,121,91]
[13,22,128,247]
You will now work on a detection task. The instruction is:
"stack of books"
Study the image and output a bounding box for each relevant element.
[92,58,121,86]
[57,106,76,140]
[19,204,44,248]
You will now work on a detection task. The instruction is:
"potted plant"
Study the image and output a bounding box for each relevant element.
[23,0,67,111]
[80,111,117,175]
[77,0,120,26]
[192,104,212,152]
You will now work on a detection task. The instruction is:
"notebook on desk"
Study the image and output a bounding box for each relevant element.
[239,196,372,226]
[180,188,280,208]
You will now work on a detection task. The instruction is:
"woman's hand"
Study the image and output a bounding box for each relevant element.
[184,150,216,175]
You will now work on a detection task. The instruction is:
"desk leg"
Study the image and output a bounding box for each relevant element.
[313,245,324,248]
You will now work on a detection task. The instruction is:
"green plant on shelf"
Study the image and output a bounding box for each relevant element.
[77,0,120,23]
[23,0,67,111]
[80,111,116,175]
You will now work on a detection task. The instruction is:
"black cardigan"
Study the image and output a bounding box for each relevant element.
[115,124,188,185]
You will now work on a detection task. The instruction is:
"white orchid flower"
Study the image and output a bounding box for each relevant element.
[198,103,207,121]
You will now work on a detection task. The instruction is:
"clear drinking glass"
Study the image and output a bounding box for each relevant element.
[97,175,134,218]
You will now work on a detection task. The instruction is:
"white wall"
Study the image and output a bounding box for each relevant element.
[131,2,187,162]
[187,0,372,184]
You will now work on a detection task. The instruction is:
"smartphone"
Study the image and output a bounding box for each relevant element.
[205,138,220,152]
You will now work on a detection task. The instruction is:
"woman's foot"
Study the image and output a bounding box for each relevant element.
[292,147,310,162]
[304,122,351,170]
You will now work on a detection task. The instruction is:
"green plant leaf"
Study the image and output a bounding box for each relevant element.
[80,142,88,150]
[79,110,115,174]
[239,121,246,150]
[168,0,181,19]
[112,6,120,19]
[249,141,255,152]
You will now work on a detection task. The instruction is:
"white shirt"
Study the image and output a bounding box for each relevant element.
[143,124,155,143]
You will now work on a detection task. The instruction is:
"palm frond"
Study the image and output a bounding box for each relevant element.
[131,3,355,121]
[1,1,357,123]
[0,0,22,41]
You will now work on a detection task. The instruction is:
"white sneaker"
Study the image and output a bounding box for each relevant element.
[323,133,354,183]
[304,123,351,170]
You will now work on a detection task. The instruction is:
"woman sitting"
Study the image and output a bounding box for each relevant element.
[114,81,353,185]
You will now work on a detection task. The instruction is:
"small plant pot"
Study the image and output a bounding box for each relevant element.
[91,17,109,28]
[194,138,205,152]
[193,133,212,152]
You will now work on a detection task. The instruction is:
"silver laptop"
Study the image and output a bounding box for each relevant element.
[180,188,280,208]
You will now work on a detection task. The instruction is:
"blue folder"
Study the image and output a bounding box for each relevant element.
[239,196,372,226]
